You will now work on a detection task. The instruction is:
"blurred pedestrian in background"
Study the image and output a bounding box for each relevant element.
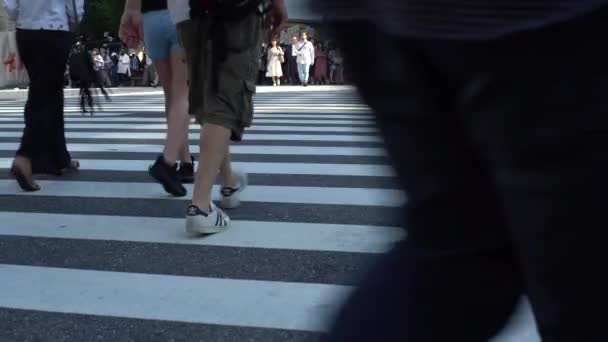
[117,50,131,85]
[286,35,299,85]
[266,38,285,86]
[295,31,314,86]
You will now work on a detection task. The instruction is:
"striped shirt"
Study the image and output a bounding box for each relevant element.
[323,0,608,40]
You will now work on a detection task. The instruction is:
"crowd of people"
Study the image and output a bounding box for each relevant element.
[66,43,158,88]
[69,32,345,89]
[259,33,345,86]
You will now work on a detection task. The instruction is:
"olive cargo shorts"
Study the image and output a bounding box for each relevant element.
[177,11,263,141]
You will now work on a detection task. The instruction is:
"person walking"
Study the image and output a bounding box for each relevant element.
[3,0,84,191]
[120,0,195,197]
[117,51,131,85]
[321,1,608,341]
[328,46,343,84]
[93,50,105,85]
[102,50,114,87]
[135,0,286,233]
[286,35,299,85]
[110,52,119,86]
[266,38,284,86]
[295,32,314,86]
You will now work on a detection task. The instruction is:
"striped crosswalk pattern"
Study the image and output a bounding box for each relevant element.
[0,87,541,342]
[0,87,406,341]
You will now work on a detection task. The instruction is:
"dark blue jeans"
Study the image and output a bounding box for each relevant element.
[328,6,608,342]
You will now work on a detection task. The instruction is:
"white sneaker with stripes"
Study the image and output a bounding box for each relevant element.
[220,171,248,209]
[185,202,230,235]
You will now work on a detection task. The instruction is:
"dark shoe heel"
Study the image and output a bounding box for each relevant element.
[178,156,196,184]
[149,155,187,197]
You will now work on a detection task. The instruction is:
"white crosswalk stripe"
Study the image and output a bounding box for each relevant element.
[0,87,404,339]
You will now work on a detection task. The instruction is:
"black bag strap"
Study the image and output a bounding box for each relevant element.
[297,41,310,52]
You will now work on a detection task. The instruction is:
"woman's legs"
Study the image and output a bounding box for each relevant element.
[153,50,191,165]
[16,30,72,173]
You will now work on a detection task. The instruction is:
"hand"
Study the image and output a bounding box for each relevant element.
[266,0,288,37]
[119,9,144,49]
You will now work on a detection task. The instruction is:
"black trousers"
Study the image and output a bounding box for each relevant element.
[16,29,73,174]
[328,6,608,342]
[287,56,299,85]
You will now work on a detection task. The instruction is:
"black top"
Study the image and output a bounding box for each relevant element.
[141,0,167,13]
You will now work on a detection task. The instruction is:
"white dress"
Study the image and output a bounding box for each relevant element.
[265,47,284,78]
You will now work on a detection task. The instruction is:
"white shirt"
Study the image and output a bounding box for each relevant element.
[93,55,104,71]
[117,55,131,75]
[3,0,84,31]
[168,0,190,24]
[295,41,315,65]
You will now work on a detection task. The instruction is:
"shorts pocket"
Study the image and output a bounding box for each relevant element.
[242,80,256,127]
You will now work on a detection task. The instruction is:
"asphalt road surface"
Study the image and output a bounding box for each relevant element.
[0,86,406,342]
[0,86,541,342]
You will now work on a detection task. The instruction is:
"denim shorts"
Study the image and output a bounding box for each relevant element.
[143,10,182,61]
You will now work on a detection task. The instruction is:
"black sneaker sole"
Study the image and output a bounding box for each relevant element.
[180,175,195,184]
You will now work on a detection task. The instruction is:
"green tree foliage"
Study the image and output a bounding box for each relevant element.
[79,0,125,40]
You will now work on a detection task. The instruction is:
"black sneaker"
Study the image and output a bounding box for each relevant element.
[179,156,195,184]
[149,155,187,197]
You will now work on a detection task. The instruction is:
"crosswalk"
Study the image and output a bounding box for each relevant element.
[0,87,406,341]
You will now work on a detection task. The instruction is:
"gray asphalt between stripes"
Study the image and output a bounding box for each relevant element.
[0,308,322,342]
[0,151,391,164]
[0,196,403,226]
[0,235,378,285]
[0,137,383,148]
[0,170,400,189]
[0,127,379,136]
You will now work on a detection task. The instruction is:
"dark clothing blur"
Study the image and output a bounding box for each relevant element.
[323,0,608,40]
[284,44,299,85]
[141,0,167,13]
[16,29,73,174]
[327,4,608,342]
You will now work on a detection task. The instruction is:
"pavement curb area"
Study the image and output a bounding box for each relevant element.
[0,87,163,101]
[0,85,357,102]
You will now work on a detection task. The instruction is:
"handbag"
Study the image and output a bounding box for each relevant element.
[278,48,285,63]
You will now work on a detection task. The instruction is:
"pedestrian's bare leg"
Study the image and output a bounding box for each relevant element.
[192,123,231,210]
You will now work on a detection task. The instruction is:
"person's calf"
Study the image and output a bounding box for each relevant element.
[191,123,231,211]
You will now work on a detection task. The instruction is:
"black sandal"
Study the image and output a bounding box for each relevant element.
[10,164,40,192]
